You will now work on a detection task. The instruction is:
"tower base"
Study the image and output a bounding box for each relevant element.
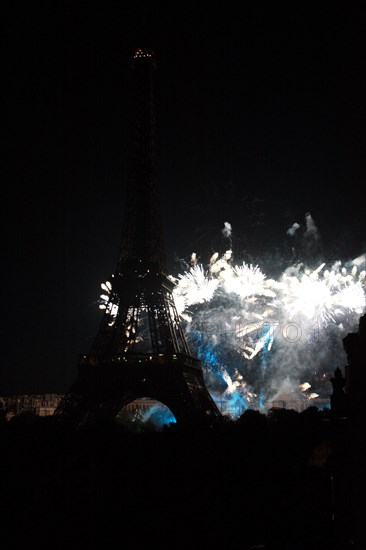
[54,354,221,428]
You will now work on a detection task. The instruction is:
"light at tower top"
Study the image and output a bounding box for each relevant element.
[134,48,154,59]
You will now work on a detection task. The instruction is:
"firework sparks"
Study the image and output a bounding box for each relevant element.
[172,241,366,416]
[96,223,366,419]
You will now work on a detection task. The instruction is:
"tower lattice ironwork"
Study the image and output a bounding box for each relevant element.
[54,48,221,427]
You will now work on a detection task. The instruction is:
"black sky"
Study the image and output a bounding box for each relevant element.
[3,2,366,394]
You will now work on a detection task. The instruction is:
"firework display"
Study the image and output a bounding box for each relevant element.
[171,224,366,416]
[99,218,365,420]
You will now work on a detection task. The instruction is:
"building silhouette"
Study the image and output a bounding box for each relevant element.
[330,366,347,418]
[0,394,63,421]
[343,313,366,420]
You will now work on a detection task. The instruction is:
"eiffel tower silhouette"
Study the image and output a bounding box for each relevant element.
[54,48,221,428]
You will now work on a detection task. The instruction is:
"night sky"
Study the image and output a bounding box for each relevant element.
[3,3,365,394]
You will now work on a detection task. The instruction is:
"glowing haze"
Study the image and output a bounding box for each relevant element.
[170,220,366,417]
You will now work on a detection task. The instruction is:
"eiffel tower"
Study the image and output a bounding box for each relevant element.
[54,48,221,428]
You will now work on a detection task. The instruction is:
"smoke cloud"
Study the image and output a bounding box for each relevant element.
[287,222,300,237]
[222,221,232,238]
[172,222,366,416]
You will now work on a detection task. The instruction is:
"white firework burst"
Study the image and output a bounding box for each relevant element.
[280,262,366,325]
